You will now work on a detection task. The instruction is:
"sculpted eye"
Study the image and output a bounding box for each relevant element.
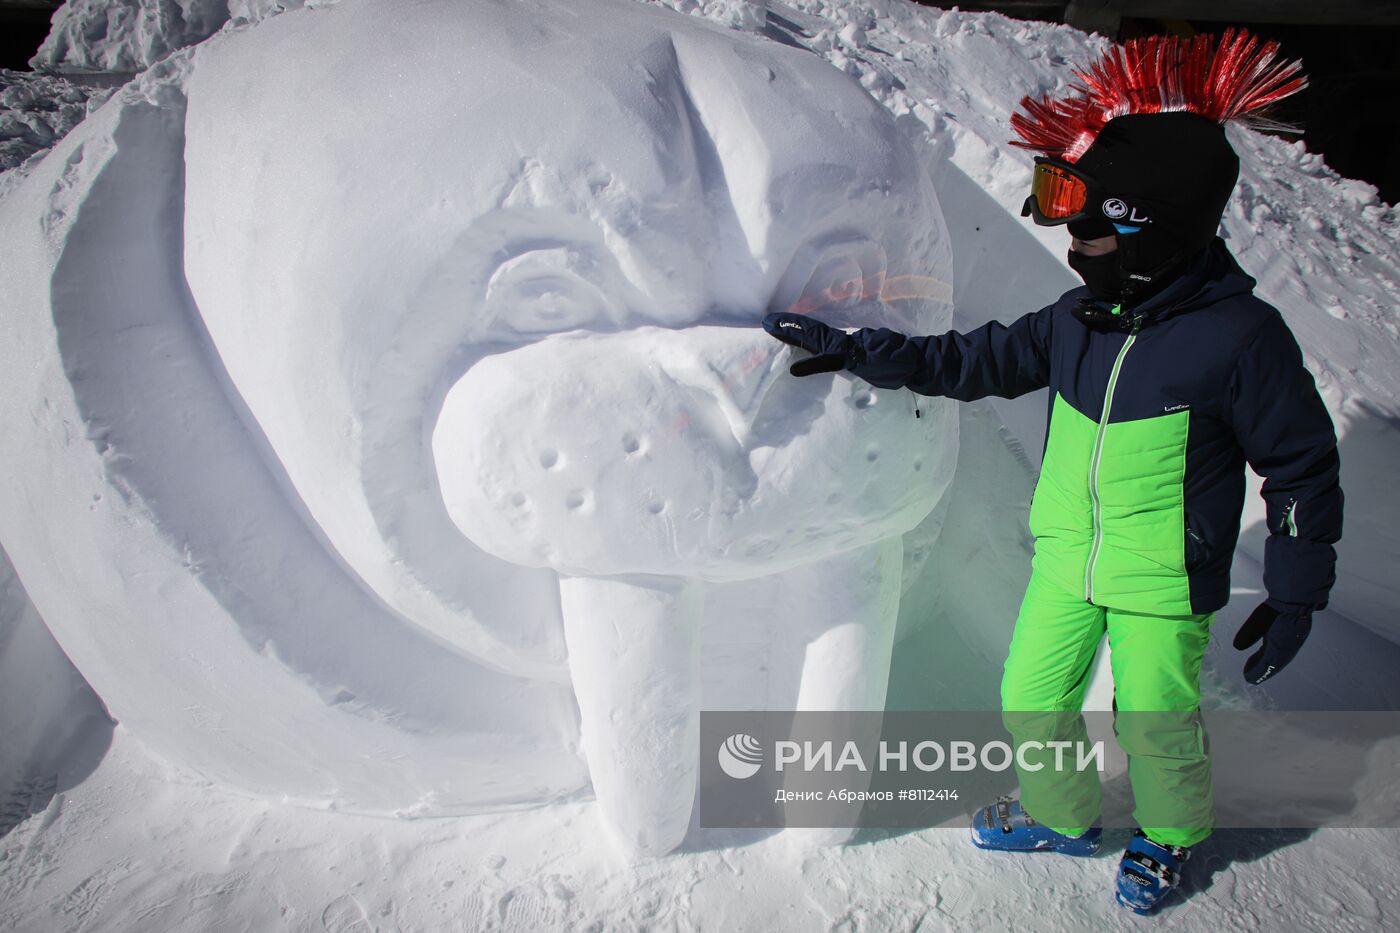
[771,236,889,329]
[805,251,875,308]
[485,246,614,335]
[771,234,950,334]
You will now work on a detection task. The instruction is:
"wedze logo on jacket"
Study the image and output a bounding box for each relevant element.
[847,238,1343,615]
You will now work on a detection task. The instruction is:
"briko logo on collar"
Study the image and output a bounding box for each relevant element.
[1102,198,1151,224]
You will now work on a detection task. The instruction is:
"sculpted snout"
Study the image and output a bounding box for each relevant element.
[433,324,955,580]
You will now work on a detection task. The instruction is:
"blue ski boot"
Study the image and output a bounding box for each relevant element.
[969,796,1102,856]
[1115,830,1190,914]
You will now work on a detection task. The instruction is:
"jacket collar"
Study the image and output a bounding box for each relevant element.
[1076,238,1258,329]
[1130,237,1257,326]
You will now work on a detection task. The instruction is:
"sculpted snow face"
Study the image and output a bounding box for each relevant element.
[0,0,955,854]
[184,0,956,854]
[186,0,949,670]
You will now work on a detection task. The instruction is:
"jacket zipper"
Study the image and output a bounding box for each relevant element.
[1084,313,1141,602]
[1185,525,1206,570]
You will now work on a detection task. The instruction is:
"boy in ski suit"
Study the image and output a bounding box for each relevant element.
[762,31,1342,914]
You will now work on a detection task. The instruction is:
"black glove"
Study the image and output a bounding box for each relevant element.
[762,311,856,377]
[1232,598,1316,685]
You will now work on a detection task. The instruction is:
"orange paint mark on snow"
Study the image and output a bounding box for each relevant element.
[786,271,951,316]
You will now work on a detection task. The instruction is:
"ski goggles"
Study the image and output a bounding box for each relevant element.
[1021,157,1099,226]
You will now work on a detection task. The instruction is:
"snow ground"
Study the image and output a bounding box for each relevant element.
[3,728,1398,932]
[3,0,1400,929]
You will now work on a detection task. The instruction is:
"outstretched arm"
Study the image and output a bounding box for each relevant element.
[762,304,1054,401]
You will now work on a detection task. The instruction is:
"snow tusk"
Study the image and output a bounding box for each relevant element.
[560,573,702,858]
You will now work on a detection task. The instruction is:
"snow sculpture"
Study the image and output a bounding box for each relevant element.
[0,0,954,856]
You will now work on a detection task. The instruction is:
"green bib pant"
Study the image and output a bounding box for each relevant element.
[1001,565,1215,848]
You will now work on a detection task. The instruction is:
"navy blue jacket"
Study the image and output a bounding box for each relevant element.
[845,239,1342,614]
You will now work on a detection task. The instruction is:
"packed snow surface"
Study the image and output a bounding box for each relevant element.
[0,70,113,174]
[3,0,1400,928]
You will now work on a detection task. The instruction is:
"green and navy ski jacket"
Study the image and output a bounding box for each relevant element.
[847,238,1342,615]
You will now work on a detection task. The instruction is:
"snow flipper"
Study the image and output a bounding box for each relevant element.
[969,796,1102,856]
[1115,829,1191,914]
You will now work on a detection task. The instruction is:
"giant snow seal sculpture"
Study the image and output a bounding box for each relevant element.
[0,0,955,855]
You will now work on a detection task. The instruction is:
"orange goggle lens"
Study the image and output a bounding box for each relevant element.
[1029,162,1088,220]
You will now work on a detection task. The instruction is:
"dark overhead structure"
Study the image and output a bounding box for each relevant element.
[940,0,1400,28]
[0,0,60,71]
[1062,0,1400,31]
[928,1,1400,204]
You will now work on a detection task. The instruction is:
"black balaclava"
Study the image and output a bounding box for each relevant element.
[1071,111,1240,306]
[1066,246,1121,300]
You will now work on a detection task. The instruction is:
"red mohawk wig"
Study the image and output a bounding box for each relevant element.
[1010,28,1307,162]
